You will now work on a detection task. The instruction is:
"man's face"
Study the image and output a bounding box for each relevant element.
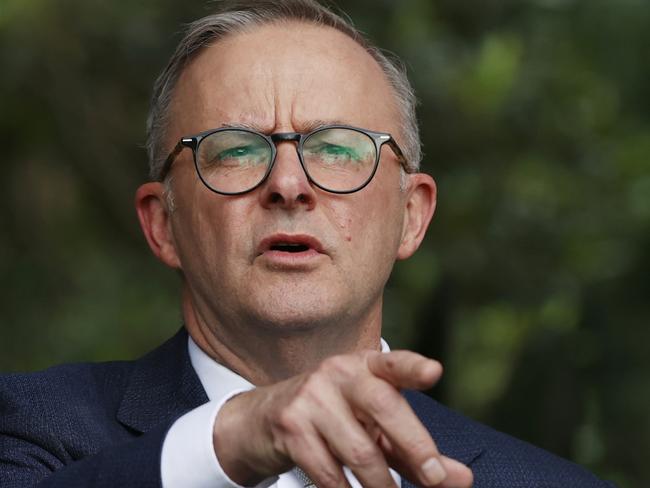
[160,22,419,333]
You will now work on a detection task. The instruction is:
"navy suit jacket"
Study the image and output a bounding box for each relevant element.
[0,329,614,487]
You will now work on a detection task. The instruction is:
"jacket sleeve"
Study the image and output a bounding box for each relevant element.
[0,422,170,488]
[0,362,176,488]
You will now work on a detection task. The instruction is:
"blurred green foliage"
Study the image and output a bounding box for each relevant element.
[1,0,648,486]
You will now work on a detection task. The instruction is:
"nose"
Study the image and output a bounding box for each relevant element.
[258,141,316,210]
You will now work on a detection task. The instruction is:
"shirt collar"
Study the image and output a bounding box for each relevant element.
[188,336,391,402]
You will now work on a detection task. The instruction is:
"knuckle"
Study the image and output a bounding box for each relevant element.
[296,374,321,398]
[271,433,289,458]
[405,435,436,460]
[347,441,379,468]
[364,383,401,414]
[295,373,332,410]
[273,405,303,435]
[320,354,351,375]
[313,467,344,488]
[381,354,397,373]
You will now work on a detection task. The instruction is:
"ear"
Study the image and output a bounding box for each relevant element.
[396,173,437,260]
[135,182,182,269]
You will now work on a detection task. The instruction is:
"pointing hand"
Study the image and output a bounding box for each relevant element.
[213,350,473,487]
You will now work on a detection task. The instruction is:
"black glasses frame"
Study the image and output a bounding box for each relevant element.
[159,124,410,195]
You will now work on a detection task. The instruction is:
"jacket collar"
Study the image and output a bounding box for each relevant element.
[117,328,208,433]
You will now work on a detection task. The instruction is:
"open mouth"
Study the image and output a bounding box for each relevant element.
[270,243,311,253]
[258,234,324,257]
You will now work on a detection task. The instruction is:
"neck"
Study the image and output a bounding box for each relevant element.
[182,287,383,385]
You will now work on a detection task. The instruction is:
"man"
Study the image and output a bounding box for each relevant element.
[0,1,613,487]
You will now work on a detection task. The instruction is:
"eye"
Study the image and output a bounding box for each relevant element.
[218,145,256,159]
[322,144,357,157]
[205,144,269,169]
[307,143,360,163]
[199,130,272,169]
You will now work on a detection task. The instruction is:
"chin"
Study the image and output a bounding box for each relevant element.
[251,304,344,332]
[243,286,352,333]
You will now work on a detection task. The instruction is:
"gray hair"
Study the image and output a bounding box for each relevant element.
[145,0,422,181]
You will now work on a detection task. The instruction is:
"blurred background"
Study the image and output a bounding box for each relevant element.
[1,0,648,485]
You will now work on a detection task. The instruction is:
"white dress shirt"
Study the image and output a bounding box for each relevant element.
[160,336,401,487]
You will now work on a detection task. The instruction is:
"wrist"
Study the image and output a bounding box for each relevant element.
[213,390,277,486]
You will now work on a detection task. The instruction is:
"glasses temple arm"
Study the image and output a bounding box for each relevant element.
[385,140,411,173]
[158,141,185,181]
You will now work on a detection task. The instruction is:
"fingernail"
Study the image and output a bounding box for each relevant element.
[421,457,446,485]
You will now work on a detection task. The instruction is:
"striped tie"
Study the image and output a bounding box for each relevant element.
[293,467,317,487]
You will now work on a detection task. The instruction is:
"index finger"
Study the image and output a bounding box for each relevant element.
[349,376,447,486]
[366,350,442,391]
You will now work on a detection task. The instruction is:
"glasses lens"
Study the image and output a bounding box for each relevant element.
[302,128,377,192]
[196,130,272,193]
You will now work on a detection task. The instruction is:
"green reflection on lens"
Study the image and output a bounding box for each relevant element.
[198,130,271,193]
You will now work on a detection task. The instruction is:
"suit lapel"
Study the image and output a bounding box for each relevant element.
[402,390,484,487]
[117,328,209,434]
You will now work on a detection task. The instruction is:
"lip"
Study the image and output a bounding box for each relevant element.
[257,233,325,255]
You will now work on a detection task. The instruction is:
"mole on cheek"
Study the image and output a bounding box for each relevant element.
[343,217,352,242]
[327,206,353,242]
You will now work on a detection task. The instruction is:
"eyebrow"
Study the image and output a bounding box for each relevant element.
[296,119,349,133]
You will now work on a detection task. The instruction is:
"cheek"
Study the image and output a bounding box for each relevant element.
[326,205,354,242]
[170,182,243,270]
[192,202,250,263]
[325,188,404,255]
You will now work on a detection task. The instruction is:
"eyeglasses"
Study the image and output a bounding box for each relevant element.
[160,124,410,195]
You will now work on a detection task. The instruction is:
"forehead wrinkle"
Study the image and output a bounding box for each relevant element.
[219,111,275,132]
[270,61,294,132]
[178,22,401,143]
[220,119,353,135]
